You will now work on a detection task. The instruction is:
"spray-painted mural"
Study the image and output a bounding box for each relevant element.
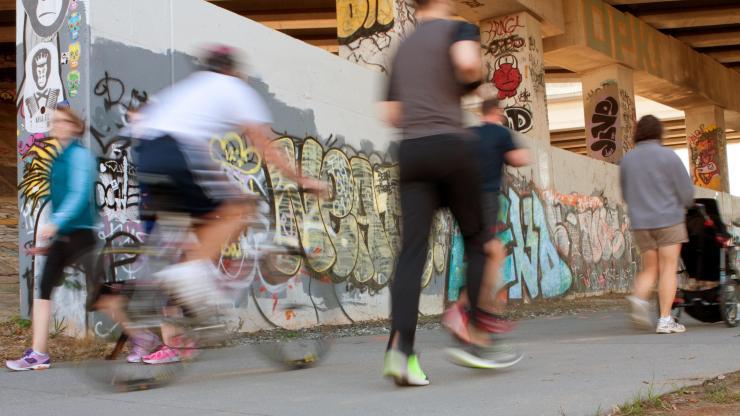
[17,0,90,333]
[210,133,450,328]
[480,13,548,141]
[337,0,416,73]
[688,124,724,192]
[584,80,635,164]
[448,170,638,302]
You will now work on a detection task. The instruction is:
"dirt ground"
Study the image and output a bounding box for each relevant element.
[610,371,740,416]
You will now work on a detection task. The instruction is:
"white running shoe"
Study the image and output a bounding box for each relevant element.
[626,295,653,329]
[656,318,686,334]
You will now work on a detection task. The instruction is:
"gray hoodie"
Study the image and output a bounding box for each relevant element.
[619,140,694,230]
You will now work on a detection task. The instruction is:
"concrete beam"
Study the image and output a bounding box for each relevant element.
[453,0,565,37]
[705,48,740,64]
[0,0,14,11]
[675,29,740,49]
[544,0,740,121]
[246,12,337,31]
[637,5,740,29]
[604,0,677,3]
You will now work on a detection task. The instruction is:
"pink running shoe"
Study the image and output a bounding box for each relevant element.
[126,332,162,363]
[142,345,181,365]
[442,302,471,343]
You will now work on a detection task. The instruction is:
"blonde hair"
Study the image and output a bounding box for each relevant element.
[54,106,86,136]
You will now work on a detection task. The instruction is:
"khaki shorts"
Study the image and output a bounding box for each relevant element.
[633,223,688,252]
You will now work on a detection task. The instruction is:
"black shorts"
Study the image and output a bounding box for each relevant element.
[134,135,221,222]
[39,230,97,301]
[481,191,500,242]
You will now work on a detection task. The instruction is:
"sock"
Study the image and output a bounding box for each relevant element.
[33,350,48,357]
[659,316,672,324]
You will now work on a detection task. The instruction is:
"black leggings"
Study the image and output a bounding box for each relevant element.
[38,230,97,300]
[391,134,487,355]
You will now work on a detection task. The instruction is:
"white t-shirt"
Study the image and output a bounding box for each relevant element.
[137,71,272,142]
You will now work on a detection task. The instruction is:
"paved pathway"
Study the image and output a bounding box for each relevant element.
[1,310,739,416]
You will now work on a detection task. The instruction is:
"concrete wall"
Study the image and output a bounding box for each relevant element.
[449,133,740,302]
[17,0,451,335]
[15,0,740,335]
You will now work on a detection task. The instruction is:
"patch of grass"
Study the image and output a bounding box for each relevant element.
[10,315,31,329]
[49,316,67,339]
[616,393,647,416]
[705,380,740,404]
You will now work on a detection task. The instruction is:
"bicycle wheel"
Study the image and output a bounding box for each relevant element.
[253,335,333,369]
[81,245,190,391]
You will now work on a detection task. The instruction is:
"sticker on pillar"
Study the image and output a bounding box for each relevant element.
[492,55,522,100]
[69,0,78,12]
[68,12,80,41]
[67,71,80,98]
[68,42,80,69]
[22,43,64,134]
[22,0,72,38]
[60,52,69,65]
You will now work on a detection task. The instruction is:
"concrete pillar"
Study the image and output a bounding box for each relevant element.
[479,12,549,140]
[336,0,416,74]
[685,106,730,192]
[581,64,636,164]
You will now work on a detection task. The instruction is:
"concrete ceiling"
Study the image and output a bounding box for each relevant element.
[605,0,740,74]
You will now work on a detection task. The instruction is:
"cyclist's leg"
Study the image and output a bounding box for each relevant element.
[188,200,253,263]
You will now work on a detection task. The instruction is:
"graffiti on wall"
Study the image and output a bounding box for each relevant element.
[337,0,416,73]
[209,132,450,325]
[482,14,543,134]
[448,171,637,302]
[688,124,724,191]
[584,80,635,163]
[17,0,85,320]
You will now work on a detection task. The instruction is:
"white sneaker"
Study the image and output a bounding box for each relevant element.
[656,318,686,334]
[627,296,653,329]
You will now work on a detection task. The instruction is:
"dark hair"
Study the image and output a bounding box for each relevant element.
[413,0,433,7]
[481,98,501,115]
[633,115,663,143]
[203,45,237,74]
[54,106,86,136]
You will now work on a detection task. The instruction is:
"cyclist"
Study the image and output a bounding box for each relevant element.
[442,97,528,367]
[6,106,97,371]
[121,45,324,364]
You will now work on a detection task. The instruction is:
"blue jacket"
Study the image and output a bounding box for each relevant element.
[49,140,98,234]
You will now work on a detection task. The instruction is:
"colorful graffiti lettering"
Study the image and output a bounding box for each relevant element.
[209,134,450,296]
[338,0,416,73]
[337,0,395,44]
[448,172,637,302]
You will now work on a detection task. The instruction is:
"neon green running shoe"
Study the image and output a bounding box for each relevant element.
[383,349,429,386]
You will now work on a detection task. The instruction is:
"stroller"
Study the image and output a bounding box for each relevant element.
[670,198,738,327]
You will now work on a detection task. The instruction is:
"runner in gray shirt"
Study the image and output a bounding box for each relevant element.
[380,0,518,387]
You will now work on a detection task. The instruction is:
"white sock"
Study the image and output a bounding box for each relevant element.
[33,350,48,356]
[659,316,672,324]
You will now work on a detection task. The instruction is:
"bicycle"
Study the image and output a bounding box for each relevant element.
[82,191,332,392]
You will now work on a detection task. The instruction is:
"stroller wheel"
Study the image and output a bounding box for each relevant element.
[719,279,738,328]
